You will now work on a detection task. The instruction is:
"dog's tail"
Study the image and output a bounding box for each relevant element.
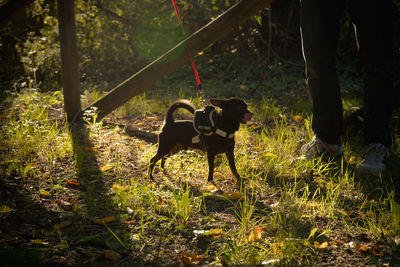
[165,99,196,124]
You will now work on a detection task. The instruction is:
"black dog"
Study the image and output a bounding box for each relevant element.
[147,97,253,183]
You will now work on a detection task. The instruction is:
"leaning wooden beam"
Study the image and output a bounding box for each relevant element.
[84,0,274,120]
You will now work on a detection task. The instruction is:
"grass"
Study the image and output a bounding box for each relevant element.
[1,80,400,266]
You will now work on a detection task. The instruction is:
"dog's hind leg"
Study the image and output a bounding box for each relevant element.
[148,143,173,179]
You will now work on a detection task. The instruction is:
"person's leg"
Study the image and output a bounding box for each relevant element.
[350,0,394,175]
[350,0,394,147]
[300,0,346,145]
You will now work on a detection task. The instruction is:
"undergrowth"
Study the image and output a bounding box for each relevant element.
[1,85,399,266]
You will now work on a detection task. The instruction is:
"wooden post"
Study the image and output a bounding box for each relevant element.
[57,0,81,122]
[84,0,273,120]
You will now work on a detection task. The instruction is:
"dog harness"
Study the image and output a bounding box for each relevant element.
[192,106,235,144]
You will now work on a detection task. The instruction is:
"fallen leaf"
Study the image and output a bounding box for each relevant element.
[213,172,222,177]
[0,205,13,213]
[293,115,303,122]
[103,250,122,260]
[272,242,283,255]
[68,197,77,204]
[314,241,329,250]
[94,216,116,224]
[100,165,113,172]
[330,238,345,246]
[84,146,98,152]
[54,221,72,229]
[66,179,81,187]
[306,201,321,209]
[146,116,158,121]
[58,200,73,211]
[223,191,242,201]
[31,239,49,245]
[348,156,357,165]
[193,228,223,239]
[206,228,223,239]
[39,189,52,198]
[246,226,263,242]
[122,220,136,225]
[112,183,128,192]
[358,244,369,252]
[349,241,360,250]
[200,184,221,193]
[178,252,208,265]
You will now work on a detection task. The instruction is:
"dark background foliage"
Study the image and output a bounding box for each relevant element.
[1,0,399,97]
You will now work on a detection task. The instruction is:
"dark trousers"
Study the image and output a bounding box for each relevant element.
[300,0,394,146]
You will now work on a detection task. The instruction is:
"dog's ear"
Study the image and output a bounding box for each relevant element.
[210,99,226,107]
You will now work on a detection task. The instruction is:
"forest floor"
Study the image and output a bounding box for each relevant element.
[1,80,400,266]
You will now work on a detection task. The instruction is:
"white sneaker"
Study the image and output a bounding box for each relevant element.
[300,136,343,160]
[358,143,389,176]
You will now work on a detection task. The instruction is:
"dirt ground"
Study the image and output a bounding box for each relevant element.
[1,107,399,266]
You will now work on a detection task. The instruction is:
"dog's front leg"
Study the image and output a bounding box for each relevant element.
[225,148,241,181]
[207,151,216,182]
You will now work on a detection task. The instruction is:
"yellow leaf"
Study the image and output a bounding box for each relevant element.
[200,184,221,193]
[348,156,356,165]
[306,201,320,209]
[100,165,113,172]
[103,250,122,261]
[314,241,329,250]
[293,115,303,122]
[55,221,71,229]
[272,242,283,255]
[94,216,116,224]
[213,172,222,177]
[250,165,258,170]
[112,184,128,192]
[223,191,243,201]
[122,220,135,225]
[358,244,369,252]
[207,228,223,239]
[146,116,158,121]
[84,146,98,152]
[31,239,49,245]
[246,226,263,242]
[40,189,52,197]
[0,205,12,213]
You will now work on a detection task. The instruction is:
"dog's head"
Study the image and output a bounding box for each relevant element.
[210,97,253,124]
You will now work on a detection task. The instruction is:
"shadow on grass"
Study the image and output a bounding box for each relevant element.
[54,120,150,265]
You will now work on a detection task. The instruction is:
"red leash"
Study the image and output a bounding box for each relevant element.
[172,0,202,87]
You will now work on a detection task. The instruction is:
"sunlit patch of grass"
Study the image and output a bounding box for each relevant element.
[2,88,399,265]
[0,89,72,178]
